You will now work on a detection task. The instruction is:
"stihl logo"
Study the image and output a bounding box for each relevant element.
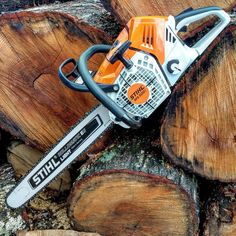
[130,85,144,98]
[28,116,102,189]
[29,156,63,187]
[128,83,150,105]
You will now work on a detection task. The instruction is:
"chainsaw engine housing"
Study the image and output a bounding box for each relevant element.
[91,9,230,127]
[94,16,193,125]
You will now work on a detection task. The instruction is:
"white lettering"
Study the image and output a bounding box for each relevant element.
[52,158,60,167]
[32,174,41,186]
[45,161,54,173]
[37,169,45,179]
[60,149,71,161]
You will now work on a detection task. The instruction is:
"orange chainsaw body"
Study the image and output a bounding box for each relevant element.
[94,16,168,85]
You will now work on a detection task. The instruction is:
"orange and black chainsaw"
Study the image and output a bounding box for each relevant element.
[6,6,231,208]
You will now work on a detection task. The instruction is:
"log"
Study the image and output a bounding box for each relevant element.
[7,141,71,191]
[68,138,199,235]
[27,0,121,37]
[0,11,111,151]
[161,24,236,182]
[0,164,27,235]
[102,0,235,25]
[17,230,101,236]
[0,0,67,12]
[203,183,236,236]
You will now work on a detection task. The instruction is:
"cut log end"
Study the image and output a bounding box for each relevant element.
[68,137,199,236]
[161,26,236,182]
[102,0,235,25]
[70,171,197,236]
[0,10,111,151]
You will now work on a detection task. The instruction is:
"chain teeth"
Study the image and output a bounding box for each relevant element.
[6,105,113,209]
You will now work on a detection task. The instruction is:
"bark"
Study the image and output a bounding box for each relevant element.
[102,0,235,25]
[0,0,70,12]
[203,183,236,236]
[17,230,101,236]
[68,133,199,236]
[0,10,111,151]
[26,0,121,38]
[0,164,27,235]
[161,25,236,181]
[25,190,71,231]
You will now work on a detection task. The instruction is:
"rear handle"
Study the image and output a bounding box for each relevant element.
[175,6,230,55]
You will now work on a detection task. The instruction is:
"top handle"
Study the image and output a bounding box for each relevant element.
[175,6,230,55]
[58,56,119,93]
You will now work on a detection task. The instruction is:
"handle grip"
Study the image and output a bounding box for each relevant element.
[58,58,88,92]
[58,55,118,93]
[77,44,141,128]
[175,6,230,55]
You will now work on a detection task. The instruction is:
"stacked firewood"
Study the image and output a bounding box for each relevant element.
[0,0,235,235]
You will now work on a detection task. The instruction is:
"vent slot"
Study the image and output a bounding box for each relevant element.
[166,27,176,43]
[142,25,154,47]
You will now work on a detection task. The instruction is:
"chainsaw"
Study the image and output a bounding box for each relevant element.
[6,6,231,208]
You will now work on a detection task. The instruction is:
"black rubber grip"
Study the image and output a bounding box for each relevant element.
[175,6,222,24]
[77,44,142,128]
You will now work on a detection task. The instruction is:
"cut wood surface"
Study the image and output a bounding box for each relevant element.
[161,25,236,181]
[203,184,236,236]
[102,0,235,25]
[68,135,199,236]
[7,141,71,191]
[0,11,111,151]
[17,230,101,236]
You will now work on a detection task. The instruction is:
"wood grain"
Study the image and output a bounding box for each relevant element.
[161,26,236,181]
[0,11,111,151]
[102,0,235,25]
[69,139,199,236]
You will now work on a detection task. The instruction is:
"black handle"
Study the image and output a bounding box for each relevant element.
[175,6,222,24]
[58,55,118,93]
[77,44,142,128]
